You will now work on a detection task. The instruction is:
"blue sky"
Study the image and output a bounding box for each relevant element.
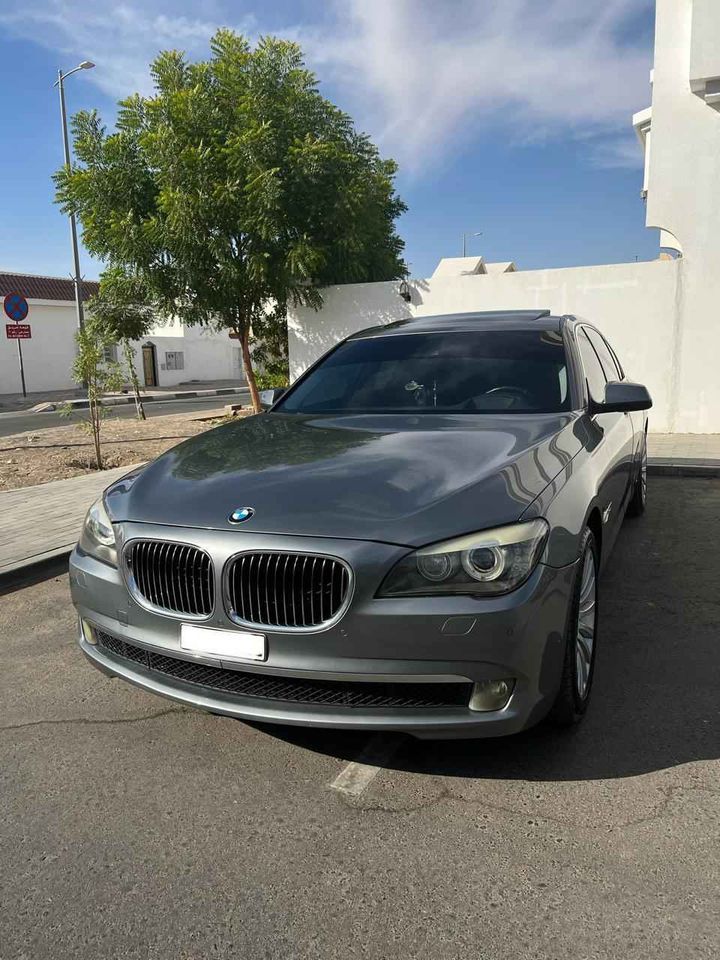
[0,1,657,281]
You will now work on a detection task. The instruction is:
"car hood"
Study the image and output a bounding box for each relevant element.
[105,412,582,547]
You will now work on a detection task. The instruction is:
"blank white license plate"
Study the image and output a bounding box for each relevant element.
[180,623,266,662]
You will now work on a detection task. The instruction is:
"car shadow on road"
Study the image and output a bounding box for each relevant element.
[254,478,720,782]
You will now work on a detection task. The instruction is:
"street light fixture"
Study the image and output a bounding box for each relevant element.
[462,231,482,257]
[54,60,95,332]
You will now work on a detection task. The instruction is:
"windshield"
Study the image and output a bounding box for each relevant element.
[278,329,571,415]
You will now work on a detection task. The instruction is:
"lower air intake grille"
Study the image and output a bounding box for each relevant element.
[95,631,471,709]
[124,540,214,618]
[225,552,351,629]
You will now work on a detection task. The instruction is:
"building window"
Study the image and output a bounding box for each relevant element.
[165,351,185,371]
[103,344,118,364]
[641,127,651,199]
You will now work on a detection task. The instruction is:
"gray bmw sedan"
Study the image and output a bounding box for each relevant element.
[70,310,651,738]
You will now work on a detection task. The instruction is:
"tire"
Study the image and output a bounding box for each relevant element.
[626,435,647,517]
[549,528,599,727]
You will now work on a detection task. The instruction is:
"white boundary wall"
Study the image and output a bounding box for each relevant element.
[288,259,697,434]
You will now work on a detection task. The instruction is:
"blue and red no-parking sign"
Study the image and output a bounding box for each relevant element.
[3,291,30,396]
[3,291,29,322]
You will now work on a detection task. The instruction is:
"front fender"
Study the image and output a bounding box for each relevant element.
[521,441,603,568]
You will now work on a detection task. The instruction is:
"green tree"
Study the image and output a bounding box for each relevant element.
[54,31,406,412]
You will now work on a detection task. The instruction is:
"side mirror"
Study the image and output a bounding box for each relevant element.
[259,388,285,411]
[589,380,652,415]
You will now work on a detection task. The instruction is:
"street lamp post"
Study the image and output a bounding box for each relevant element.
[462,231,482,257]
[54,60,95,332]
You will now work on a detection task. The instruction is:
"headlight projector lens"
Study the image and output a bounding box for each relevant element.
[416,553,457,582]
[462,546,505,581]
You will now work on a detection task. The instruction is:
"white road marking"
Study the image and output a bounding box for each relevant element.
[329,733,406,798]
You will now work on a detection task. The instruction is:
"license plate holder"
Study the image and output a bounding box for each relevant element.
[180,623,267,662]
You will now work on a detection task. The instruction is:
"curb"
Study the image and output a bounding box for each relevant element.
[0,549,72,594]
[31,386,249,413]
[648,460,720,478]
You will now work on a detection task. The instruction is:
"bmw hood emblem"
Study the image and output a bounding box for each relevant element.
[229,506,255,523]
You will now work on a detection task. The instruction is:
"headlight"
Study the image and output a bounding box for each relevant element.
[79,497,117,566]
[378,519,549,598]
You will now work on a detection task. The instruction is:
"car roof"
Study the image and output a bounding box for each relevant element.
[347,310,569,340]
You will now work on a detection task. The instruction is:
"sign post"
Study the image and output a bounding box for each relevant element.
[3,292,30,397]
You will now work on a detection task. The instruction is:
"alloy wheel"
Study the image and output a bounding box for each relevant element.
[575,546,597,699]
[641,442,647,504]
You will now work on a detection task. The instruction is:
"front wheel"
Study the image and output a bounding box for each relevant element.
[626,437,647,517]
[549,528,599,727]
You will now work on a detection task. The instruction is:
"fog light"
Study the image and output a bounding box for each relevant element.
[469,678,515,712]
[81,618,97,645]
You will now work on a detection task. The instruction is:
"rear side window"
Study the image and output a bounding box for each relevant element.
[576,330,607,403]
[585,329,622,381]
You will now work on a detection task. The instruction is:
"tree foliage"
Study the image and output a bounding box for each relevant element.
[54,31,407,411]
[86,267,160,419]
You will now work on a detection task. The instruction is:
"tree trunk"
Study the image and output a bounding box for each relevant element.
[90,396,103,470]
[122,339,146,420]
[238,326,261,413]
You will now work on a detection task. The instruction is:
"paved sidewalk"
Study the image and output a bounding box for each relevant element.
[647,433,720,475]
[0,465,140,576]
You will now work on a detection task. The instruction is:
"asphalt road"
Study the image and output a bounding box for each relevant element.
[2,477,719,960]
[0,394,249,437]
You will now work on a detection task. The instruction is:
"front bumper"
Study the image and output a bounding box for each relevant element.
[70,526,577,739]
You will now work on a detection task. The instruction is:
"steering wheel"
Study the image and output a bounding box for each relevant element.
[483,385,534,404]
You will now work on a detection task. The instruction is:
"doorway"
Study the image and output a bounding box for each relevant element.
[142,343,158,387]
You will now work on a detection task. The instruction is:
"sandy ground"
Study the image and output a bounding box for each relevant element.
[0,410,250,491]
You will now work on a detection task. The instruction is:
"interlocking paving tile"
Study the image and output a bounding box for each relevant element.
[0,464,141,574]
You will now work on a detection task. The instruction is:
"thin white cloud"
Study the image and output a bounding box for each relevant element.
[592,137,644,169]
[0,0,250,98]
[303,0,654,172]
[1,0,653,172]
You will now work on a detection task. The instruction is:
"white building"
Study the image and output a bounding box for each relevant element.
[288,0,720,434]
[0,272,245,394]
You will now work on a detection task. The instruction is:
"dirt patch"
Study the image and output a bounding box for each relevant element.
[0,410,252,491]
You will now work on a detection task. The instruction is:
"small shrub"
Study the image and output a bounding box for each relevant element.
[255,373,290,391]
[61,322,124,470]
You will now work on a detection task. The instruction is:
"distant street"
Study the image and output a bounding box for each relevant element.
[0,393,249,438]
